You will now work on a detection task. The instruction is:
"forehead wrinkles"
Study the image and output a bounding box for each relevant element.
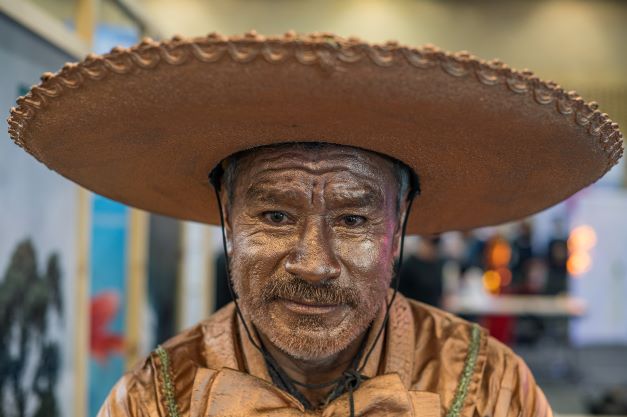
[230,146,399,208]
[244,170,384,206]
[243,148,393,179]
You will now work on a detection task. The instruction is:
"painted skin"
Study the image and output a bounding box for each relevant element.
[221,145,410,407]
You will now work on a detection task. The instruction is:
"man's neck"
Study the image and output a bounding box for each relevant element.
[258,329,369,407]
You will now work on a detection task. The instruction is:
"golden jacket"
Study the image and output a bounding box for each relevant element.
[98,294,552,417]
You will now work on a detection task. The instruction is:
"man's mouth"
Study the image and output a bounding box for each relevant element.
[277,297,342,315]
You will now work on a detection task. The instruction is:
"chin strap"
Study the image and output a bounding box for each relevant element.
[209,165,417,416]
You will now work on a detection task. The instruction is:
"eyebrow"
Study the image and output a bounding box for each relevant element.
[245,184,308,207]
[325,185,384,210]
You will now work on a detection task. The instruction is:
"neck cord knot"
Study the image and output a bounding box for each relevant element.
[343,368,367,391]
[343,369,369,416]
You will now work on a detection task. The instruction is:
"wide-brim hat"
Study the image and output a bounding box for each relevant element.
[7,32,623,234]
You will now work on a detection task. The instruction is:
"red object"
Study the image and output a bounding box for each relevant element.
[90,291,125,363]
[483,315,516,345]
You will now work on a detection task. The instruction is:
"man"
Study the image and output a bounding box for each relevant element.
[7,32,622,416]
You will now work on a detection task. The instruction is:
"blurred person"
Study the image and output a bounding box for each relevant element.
[511,221,535,289]
[8,33,623,417]
[398,237,444,307]
[461,231,487,273]
[515,259,549,346]
[546,218,569,295]
[519,259,549,295]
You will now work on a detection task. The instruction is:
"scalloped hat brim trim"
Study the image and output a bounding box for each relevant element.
[6,32,624,234]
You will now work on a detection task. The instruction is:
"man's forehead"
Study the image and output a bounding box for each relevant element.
[222,143,405,211]
[235,143,397,180]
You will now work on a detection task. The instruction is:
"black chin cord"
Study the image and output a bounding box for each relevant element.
[209,167,417,416]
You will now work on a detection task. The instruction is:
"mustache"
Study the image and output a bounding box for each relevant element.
[260,276,359,307]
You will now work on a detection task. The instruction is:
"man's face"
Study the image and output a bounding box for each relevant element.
[223,145,404,361]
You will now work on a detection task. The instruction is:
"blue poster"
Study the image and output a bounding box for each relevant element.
[88,196,128,417]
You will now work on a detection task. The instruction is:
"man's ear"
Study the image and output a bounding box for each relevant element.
[220,188,234,255]
[392,195,411,258]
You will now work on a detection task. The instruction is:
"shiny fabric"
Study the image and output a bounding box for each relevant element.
[98,294,553,417]
[189,369,439,417]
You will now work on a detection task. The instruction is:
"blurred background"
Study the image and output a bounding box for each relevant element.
[1,0,626,416]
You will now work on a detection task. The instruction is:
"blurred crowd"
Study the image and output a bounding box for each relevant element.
[399,219,570,305]
[398,220,571,347]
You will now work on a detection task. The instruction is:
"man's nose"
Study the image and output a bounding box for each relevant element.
[284,217,341,284]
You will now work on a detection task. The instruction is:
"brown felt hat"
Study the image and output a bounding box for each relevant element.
[7,32,624,234]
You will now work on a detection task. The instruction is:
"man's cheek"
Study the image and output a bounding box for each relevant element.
[232,237,265,258]
[230,251,258,294]
[337,240,392,275]
[232,255,274,299]
[233,229,295,257]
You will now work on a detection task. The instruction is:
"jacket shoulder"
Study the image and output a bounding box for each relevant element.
[97,303,239,417]
[406,299,552,417]
[97,356,161,417]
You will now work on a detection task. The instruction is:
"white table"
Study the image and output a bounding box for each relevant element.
[443,295,587,317]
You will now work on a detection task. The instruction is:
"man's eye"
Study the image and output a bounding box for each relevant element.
[263,211,289,224]
[341,215,366,227]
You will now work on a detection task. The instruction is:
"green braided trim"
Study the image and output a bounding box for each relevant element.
[445,324,481,417]
[155,345,181,417]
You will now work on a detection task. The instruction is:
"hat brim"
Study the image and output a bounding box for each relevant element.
[8,33,623,234]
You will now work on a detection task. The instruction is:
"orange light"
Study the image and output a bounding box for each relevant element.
[487,238,512,267]
[568,225,597,253]
[482,270,501,293]
[567,251,592,276]
[498,268,512,286]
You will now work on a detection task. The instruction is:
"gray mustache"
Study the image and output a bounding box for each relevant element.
[261,276,359,307]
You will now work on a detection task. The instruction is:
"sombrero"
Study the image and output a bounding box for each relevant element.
[7,32,623,234]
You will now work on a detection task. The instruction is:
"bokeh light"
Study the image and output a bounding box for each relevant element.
[567,225,597,277]
[568,225,597,252]
[482,270,501,293]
